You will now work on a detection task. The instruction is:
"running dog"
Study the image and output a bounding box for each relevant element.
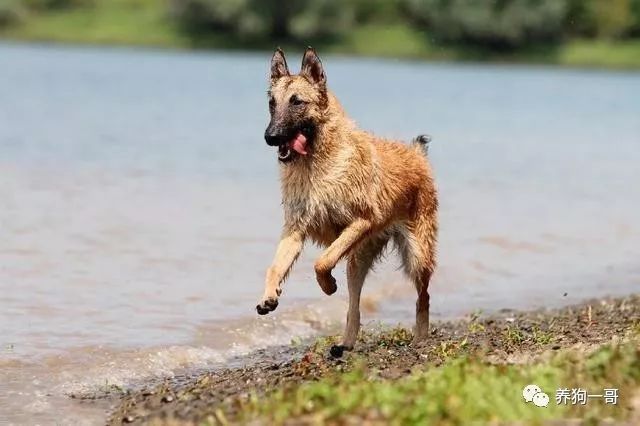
[257,47,438,357]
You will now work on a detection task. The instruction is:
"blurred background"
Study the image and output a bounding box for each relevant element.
[0,1,639,425]
[0,0,640,67]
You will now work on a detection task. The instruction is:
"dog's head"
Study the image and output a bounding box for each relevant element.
[264,47,328,163]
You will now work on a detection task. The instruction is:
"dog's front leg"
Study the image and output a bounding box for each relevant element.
[314,218,372,295]
[256,230,304,315]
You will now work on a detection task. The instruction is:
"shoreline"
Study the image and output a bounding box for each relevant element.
[2,35,640,72]
[104,293,640,424]
[3,39,640,80]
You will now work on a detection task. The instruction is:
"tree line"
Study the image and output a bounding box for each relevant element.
[2,0,640,50]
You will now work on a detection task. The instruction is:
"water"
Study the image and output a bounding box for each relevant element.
[1,42,639,424]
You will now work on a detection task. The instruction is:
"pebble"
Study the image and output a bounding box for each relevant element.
[162,395,174,403]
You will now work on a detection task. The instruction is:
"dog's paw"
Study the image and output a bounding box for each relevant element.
[316,272,337,296]
[256,297,279,315]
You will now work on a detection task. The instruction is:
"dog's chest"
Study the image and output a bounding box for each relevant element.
[280,167,354,235]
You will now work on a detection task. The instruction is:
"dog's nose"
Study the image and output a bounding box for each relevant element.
[264,128,282,146]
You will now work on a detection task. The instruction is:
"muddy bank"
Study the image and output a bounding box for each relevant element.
[106,294,640,424]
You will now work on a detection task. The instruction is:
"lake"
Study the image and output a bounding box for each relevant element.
[0,42,638,424]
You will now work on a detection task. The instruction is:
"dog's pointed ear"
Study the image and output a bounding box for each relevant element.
[300,47,326,86]
[270,48,290,82]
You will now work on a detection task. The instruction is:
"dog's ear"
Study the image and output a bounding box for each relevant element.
[270,48,290,82]
[300,47,326,86]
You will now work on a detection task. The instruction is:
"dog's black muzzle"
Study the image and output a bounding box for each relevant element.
[264,127,285,146]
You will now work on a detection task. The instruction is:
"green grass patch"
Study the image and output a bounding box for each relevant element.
[559,39,640,69]
[0,0,188,48]
[234,341,639,425]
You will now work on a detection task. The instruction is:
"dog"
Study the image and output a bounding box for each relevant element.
[256,47,438,357]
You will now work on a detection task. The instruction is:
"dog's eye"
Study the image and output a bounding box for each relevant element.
[289,95,305,106]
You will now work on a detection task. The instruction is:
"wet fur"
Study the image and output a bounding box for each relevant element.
[257,48,438,353]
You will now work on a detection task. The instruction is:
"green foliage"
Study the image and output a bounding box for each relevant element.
[0,0,181,47]
[350,0,404,24]
[167,0,251,34]
[405,0,569,49]
[0,0,92,30]
[0,0,26,28]
[290,0,356,40]
[633,0,640,34]
[586,0,633,38]
[3,0,640,68]
[24,0,92,11]
[168,0,357,40]
[565,0,596,36]
[566,0,637,38]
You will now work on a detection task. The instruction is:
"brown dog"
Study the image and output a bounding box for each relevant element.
[257,47,438,357]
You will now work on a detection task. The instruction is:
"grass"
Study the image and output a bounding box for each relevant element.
[559,39,640,69]
[2,2,640,69]
[231,339,640,425]
[221,317,640,425]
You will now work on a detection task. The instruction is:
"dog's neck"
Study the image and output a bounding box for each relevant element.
[313,91,355,155]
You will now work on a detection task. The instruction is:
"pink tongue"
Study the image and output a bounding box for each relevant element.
[288,133,308,155]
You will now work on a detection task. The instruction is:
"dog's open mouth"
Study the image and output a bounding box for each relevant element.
[277,132,308,163]
[277,144,293,162]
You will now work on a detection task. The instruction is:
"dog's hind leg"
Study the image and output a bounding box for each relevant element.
[413,267,433,343]
[396,212,437,344]
[330,235,388,357]
[257,230,304,315]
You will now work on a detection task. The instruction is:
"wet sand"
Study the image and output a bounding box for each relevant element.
[104,293,640,424]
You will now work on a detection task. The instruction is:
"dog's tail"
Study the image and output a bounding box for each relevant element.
[412,134,432,155]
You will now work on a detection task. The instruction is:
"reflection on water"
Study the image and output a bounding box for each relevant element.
[0,42,639,424]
